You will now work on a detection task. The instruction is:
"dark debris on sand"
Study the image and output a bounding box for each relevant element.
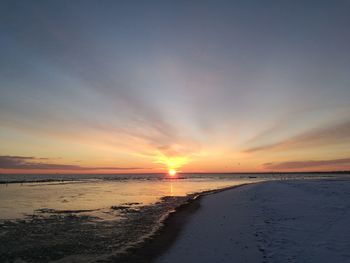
[0,196,191,263]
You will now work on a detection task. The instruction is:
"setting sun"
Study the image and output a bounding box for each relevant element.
[154,154,188,175]
[168,169,177,176]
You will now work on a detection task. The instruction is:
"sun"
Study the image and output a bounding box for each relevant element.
[154,154,188,177]
[168,169,177,176]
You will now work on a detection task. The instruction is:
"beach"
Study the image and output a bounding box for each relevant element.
[0,173,261,262]
[1,176,350,262]
[2,1,350,262]
[154,179,350,263]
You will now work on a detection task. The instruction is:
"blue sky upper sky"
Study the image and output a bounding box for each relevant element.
[1,0,350,173]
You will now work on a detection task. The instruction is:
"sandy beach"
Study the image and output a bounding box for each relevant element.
[154,180,350,263]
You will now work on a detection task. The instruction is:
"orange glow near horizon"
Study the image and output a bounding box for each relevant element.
[154,154,189,174]
[1,143,350,174]
[168,169,177,176]
[1,2,350,176]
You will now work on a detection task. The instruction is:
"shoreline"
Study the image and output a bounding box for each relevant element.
[111,182,258,262]
[154,179,350,263]
[3,178,350,262]
[0,178,261,263]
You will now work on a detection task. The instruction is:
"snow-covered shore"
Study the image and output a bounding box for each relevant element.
[155,179,350,263]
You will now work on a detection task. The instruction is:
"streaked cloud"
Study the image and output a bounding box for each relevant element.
[264,158,350,170]
[244,120,350,153]
[0,156,142,170]
[1,1,350,172]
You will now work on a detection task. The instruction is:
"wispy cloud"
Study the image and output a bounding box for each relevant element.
[263,158,350,170]
[0,156,142,170]
[244,120,350,153]
[1,1,350,173]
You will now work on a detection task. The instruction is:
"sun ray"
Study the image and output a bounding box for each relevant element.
[154,154,188,174]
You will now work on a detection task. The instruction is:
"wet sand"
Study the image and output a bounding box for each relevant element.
[151,179,350,263]
[2,179,349,262]
[0,180,257,263]
[111,184,252,263]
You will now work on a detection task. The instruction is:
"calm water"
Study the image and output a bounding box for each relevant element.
[0,173,267,220]
[0,173,347,262]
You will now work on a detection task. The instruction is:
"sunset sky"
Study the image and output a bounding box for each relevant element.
[1,0,350,173]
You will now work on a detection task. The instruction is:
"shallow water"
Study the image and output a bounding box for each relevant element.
[0,174,262,220]
[0,173,347,262]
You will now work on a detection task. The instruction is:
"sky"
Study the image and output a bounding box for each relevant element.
[1,0,350,174]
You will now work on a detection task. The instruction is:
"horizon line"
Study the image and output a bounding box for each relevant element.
[1,170,350,175]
